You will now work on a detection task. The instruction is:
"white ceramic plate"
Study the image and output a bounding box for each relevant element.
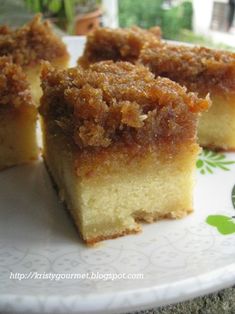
[1,37,235,314]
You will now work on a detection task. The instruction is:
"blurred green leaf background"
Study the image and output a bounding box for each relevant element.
[0,0,234,50]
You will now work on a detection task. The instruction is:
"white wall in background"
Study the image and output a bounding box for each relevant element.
[192,0,235,47]
[102,0,119,27]
[192,0,214,35]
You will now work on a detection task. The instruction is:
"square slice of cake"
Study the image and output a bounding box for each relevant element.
[39,61,209,244]
[0,15,69,106]
[0,57,38,170]
[139,42,235,151]
[78,26,161,68]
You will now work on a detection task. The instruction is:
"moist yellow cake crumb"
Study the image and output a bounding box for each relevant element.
[40,61,209,244]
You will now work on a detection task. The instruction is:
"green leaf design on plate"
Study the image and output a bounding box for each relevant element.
[196,149,235,174]
[206,215,235,235]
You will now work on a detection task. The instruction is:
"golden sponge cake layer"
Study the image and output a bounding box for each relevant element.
[0,57,38,170]
[0,108,38,170]
[39,61,209,244]
[43,123,198,244]
[198,95,235,150]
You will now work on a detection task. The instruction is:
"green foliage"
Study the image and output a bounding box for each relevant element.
[119,0,193,39]
[74,0,100,14]
[24,0,101,32]
[24,0,100,16]
[178,29,235,51]
[0,0,34,27]
[25,0,73,20]
[161,4,184,39]
[181,1,193,30]
[119,0,163,29]
[24,0,74,32]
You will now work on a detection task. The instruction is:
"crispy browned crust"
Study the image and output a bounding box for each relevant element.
[84,209,193,245]
[0,56,33,109]
[133,208,193,223]
[0,14,69,67]
[78,26,161,67]
[139,42,235,97]
[84,228,141,245]
[40,61,209,152]
[78,26,235,96]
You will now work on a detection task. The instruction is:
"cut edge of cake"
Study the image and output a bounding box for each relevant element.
[39,61,210,244]
[42,123,198,244]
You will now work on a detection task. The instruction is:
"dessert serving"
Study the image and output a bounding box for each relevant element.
[39,60,209,244]
[0,15,69,105]
[78,26,161,68]
[0,57,38,170]
[139,42,235,151]
[79,27,235,151]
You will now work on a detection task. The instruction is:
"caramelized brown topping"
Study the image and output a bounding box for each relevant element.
[0,56,33,108]
[139,42,235,96]
[0,15,68,67]
[40,61,209,150]
[78,26,161,67]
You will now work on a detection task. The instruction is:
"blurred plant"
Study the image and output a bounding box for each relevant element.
[119,0,163,29]
[24,0,101,33]
[178,29,235,51]
[74,0,101,14]
[119,0,193,39]
[119,0,234,50]
[181,1,193,30]
[0,0,34,27]
[24,0,74,32]
[161,1,192,39]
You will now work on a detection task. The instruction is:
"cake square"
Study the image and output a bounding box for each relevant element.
[39,61,209,244]
[0,57,38,170]
[139,42,235,151]
[0,15,69,106]
[78,26,161,68]
[78,26,235,151]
